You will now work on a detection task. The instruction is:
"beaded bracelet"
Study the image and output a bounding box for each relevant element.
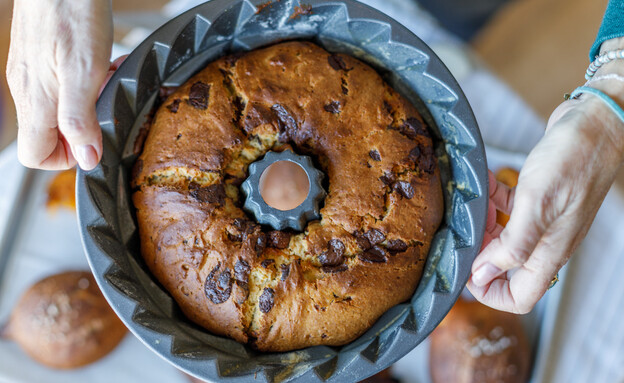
[586,49,624,80]
[568,86,624,125]
[585,73,624,87]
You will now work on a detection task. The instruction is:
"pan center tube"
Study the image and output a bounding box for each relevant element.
[241,150,326,231]
[259,160,310,211]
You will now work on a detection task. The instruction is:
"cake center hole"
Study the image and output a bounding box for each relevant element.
[259,161,310,211]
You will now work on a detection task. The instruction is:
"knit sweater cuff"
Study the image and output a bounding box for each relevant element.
[590,0,624,60]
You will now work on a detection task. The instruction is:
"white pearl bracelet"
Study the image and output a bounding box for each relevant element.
[586,49,624,80]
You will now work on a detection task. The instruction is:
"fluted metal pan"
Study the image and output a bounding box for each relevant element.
[77,0,488,381]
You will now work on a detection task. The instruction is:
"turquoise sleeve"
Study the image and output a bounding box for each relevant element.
[590,0,624,60]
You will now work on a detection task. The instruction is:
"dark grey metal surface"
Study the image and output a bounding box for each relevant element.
[242,150,326,232]
[0,167,36,308]
[76,1,488,382]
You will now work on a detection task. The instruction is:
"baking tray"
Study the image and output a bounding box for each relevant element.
[76,0,488,382]
[0,149,188,382]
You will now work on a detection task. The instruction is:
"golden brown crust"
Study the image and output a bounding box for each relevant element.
[4,271,127,369]
[495,167,519,227]
[46,168,77,211]
[429,299,531,383]
[132,41,443,351]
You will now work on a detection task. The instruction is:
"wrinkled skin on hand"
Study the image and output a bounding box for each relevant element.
[468,93,624,314]
[6,0,112,170]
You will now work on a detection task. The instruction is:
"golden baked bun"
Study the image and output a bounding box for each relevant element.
[46,168,77,211]
[1,271,127,369]
[494,167,519,227]
[429,299,530,383]
[132,41,443,351]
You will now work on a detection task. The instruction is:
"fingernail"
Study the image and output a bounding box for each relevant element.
[75,145,98,170]
[471,262,502,286]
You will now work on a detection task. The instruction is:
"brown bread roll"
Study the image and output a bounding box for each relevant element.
[1,271,127,369]
[46,168,77,211]
[429,299,531,383]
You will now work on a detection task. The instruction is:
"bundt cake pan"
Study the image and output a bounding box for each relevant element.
[76,0,487,381]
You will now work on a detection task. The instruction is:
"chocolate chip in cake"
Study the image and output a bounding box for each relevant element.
[408,144,435,174]
[219,68,232,86]
[187,81,211,110]
[229,218,258,241]
[227,218,258,242]
[324,101,341,114]
[314,304,327,312]
[259,288,275,313]
[393,181,415,199]
[420,146,436,174]
[353,231,372,250]
[328,54,352,72]
[254,234,267,256]
[387,239,408,254]
[234,218,256,234]
[244,103,277,134]
[233,96,246,126]
[329,239,345,255]
[131,159,143,183]
[383,101,393,115]
[356,237,371,250]
[158,86,178,102]
[189,183,226,206]
[217,270,231,289]
[271,103,298,142]
[318,239,345,266]
[321,264,348,273]
[364,229,386,245]
[380,172,396,186]
[205,263,232,304]
[341,78,349,95]
[227,232,243,242]
[369,150,381,162]
[396,117,430,140]
[358,246,387,263]
[280,264,290,280]
[224,51,245,67]
[225,174,246,187]
[234,259,250,283]
[268,231,291,249]
[133,118,151,155]
[261,259,275,268]
[166,99,181,113]
[408,146,421,162]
